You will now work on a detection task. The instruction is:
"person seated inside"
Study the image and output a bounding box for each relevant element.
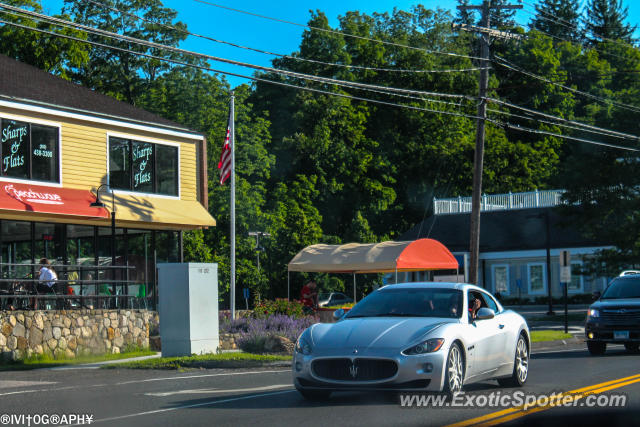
[468,295,482,322]
[448,293,462,317]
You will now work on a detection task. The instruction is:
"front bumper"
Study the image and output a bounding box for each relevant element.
[585,320,640,343]
[292,348,448,392]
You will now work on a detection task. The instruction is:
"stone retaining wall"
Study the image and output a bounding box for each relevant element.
[0,310,159,361]
[219,333,240,350]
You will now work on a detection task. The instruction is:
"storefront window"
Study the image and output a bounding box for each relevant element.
[1,220,33,283]
[31,125,59,182]
[132,141,154,193]
[156,144,178,196]
[157,231,179,263]
[2,119,30,179]
[66,225,95,265]
[34,223,63,263]
[108,137,178,196]
[109,137,130,190]
[1,119,59,183]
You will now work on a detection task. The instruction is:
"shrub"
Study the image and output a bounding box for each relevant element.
[236,314,317,353]
[253,299,306,319]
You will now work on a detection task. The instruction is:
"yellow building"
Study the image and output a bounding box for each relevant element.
[0,55,215,309]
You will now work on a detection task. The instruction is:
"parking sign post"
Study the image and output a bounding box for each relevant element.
[559,251,571,334]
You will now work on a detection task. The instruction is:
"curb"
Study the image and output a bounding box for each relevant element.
[42,352,162,371]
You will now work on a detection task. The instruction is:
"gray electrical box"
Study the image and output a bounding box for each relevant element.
[157,263,219,357]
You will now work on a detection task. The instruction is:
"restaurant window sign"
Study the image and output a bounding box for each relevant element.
[109,137,178,196]
[1,119,59,183]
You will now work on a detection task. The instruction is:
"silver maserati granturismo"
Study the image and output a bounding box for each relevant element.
[293,282,530,400]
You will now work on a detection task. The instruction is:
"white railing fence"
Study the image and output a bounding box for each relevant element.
[434,189,566,215]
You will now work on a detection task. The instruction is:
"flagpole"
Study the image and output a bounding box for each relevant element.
[230,92,236,319]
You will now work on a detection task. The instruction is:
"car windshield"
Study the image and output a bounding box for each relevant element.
[318,293,330,301]
[345,287,463,319]
[602,277,640,299]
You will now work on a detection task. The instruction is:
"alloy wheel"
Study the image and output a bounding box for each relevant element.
[448,344,463,393]
[515,336,528,383]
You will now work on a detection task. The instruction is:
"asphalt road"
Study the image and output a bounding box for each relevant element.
[0,346,639,427]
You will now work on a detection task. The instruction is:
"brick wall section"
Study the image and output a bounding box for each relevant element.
[0,309,159,361]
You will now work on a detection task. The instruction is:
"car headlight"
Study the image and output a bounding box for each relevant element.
[588,308,600,318]
[295,335,312,355]
[402,338,445,355]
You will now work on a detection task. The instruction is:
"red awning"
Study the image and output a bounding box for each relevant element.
[0,181,109,218]
[288,238,458,273]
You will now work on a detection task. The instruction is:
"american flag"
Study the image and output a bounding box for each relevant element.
[217,110,232,185]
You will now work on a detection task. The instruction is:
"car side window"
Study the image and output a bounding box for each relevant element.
[482,292,499,313]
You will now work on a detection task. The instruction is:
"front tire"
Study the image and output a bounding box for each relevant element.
[442,342,464,396]
[587,341,606,355]
[498,334,529,387]
[296,388,331,401]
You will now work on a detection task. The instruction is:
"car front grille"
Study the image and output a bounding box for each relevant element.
[312,358,398,381]
[600,308,640,326]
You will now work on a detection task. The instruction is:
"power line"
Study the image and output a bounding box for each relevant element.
[493,54,640,114]
[497,121,640,152]
[486,97,640,142]
[192,0,488,62]
[84,0,488,75]
[487,107,636,141]
[1,5,636,154]
[0,17,483,123]
[0,4,474,102]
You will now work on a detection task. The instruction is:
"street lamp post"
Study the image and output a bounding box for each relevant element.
[248,231,271,275]
[90,184,117,304]
[248,231,270,303]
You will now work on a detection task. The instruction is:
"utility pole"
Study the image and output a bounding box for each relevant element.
[457,1,522,285]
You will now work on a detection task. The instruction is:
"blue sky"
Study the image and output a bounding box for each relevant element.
[39,0,640,88]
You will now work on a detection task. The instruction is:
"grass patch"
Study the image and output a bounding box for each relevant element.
[105,352,292,370]
[0,347,156,371]
[530,330,573,343]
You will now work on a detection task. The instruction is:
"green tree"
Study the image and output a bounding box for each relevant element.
[63,0,199,105]
[584,0,636,44]
[530,0,582,42]
[0,0,89,78]
[455,0,476,27]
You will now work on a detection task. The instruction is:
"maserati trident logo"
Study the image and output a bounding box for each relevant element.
[349,363,358,379]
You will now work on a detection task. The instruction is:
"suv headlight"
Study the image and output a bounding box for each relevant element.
[588,308,600,318]
[295,335,312,355]
[402,338,445,355]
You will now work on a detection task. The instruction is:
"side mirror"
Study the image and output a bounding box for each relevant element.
[592,291,601,301]
[333,308,345,320]
[476,307,495,320]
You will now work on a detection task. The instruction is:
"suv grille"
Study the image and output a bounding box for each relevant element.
[601,308,640,326]
[312,358,398,381]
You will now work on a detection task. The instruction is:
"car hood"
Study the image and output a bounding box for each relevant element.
[592,299,640,309]
[309,317,455,351]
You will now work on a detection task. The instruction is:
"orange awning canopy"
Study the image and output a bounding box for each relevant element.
[288,238,458,273]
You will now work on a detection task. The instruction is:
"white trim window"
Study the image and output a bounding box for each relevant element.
[107,134,180,198]
[492,264,510,295]
[527,263,547,294]
[568,261,584,293]
[0,116,62,185]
